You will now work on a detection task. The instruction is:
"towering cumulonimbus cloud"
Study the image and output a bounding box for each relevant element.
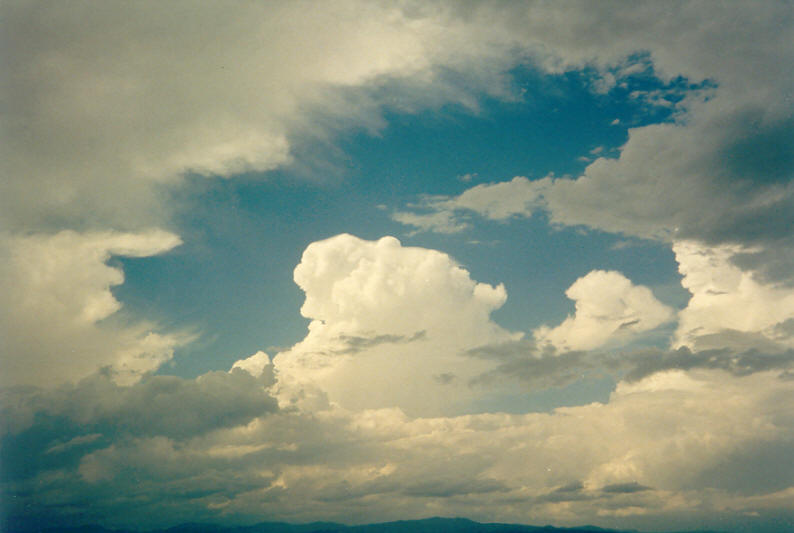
[273,234,519,415]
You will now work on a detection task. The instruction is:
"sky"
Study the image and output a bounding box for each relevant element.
[1,1,794,532]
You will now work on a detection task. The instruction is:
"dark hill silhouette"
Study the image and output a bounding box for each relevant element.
[10,516,729,533]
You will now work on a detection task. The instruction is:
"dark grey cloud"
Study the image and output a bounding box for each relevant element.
[621,345,794,382]
[401,477,509,498]
[554,481,584,493]
[732,240,794,287]
[1,369,278,484]
[467,339,794,392]
[333,331,427,355]
[718,114,794,188]
[467,340,592,389]
[536,481,589,503]
[536,481,654,504]
[601,482,652,494]
[433,373,457,385]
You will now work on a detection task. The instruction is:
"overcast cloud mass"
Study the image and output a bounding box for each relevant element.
[2,2,794,533]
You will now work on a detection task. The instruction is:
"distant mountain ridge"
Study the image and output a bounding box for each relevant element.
[11,516,729,533]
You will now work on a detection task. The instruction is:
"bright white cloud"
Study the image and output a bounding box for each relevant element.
[534,270,674,352]
[0,230,188,387]
[673,240,794,351]
[231,350,272,379]
[271,234,519,415]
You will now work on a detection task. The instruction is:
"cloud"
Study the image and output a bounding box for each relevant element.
[5,369,793,531]
[272,234,519,415]
[541,105,794,246]
[601,482,653,494]
[231,351,273,379]
[2,234,793,531]
[533,270,674,352]
[0,230,189,388]
[391,209,471,235]
[3,3,794,531]
[381,3,794,290]
[2,368,277,447]
[0,1,529,233]
[621,346,794,384]
[7,233,791,529]
[731,240,794,287]
[467,240,794,388]
[673,241,794,351]
[467,340,591,389]
[392,177,546,234]
[12,1,790,237]
[468,340,794,393]
[397,104,794,251]
[332,332,428,355]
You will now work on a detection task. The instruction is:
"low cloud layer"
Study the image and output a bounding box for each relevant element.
[4,367,792,532]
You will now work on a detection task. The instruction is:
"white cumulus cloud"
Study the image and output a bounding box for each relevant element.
[534,270,674,352]
[673,240,794,351]
[393,177,547,234]
[271,234,519,415]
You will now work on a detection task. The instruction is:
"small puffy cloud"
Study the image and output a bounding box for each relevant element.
[391,209,470,235]
[273,234,519,415]
[231,351,272,379]
[446,177,546,220]
[621,346,794,383]
[393,177,546,234]
[673,241,794,351]
[534,270,674,352]
[291,235,509,341]
[0,230,188,387]
[4,1,791,250]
